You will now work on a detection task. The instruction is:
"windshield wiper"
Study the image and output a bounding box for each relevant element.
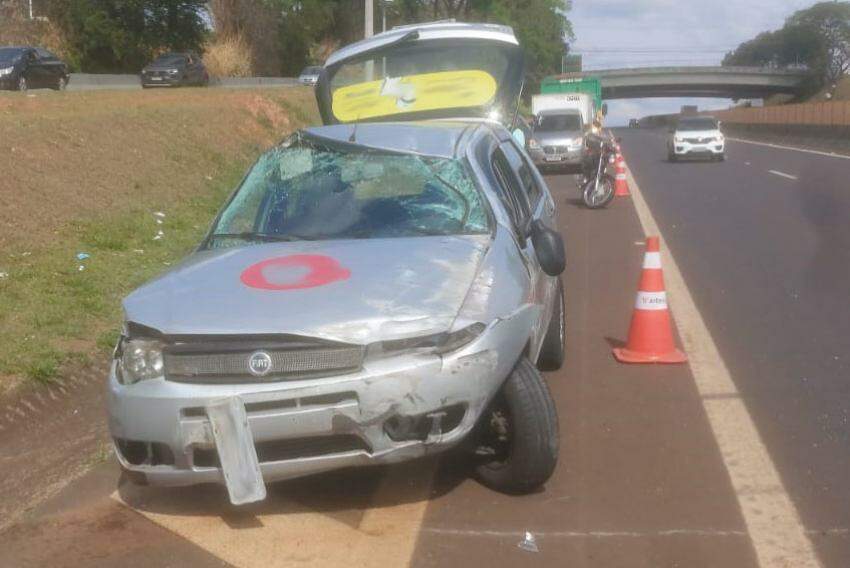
[209,232,320,243]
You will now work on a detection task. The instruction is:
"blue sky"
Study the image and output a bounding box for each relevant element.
[567,0,817,125]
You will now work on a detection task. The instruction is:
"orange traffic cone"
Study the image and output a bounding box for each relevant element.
[614,154,631,197]
[613,236,687,364]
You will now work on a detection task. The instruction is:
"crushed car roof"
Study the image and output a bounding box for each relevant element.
[303,121,479,159]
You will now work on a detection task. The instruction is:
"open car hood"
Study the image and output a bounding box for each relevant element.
[315,21,524,125]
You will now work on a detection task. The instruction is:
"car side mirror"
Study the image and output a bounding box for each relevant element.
[530,219,565,276]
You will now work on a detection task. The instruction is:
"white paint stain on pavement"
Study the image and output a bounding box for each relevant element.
[625,165,822,568]
[768,170,799,181]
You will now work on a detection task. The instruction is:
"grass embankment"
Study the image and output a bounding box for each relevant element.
[0,88,319,395]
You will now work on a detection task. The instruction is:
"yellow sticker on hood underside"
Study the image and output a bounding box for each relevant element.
[332,70,497,122]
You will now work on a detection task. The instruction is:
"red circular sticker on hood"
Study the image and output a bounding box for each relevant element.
[240,255,351,290]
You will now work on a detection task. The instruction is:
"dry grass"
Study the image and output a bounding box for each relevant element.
[0,87,319,393]
[204,35,255,78]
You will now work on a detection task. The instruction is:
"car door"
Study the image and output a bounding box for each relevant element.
[187,54,203,83]
[35,48,60,87]
[22,49,41,87]
[490,142,553,354]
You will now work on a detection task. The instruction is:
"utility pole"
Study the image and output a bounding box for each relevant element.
[28,0,34,20]
[365,0,374,38]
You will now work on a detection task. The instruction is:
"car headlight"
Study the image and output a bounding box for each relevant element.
[168,69,179,75]
[674,136,684,143]
[371,323,486,357]
[0,67,14,77]
[115,337,164,384]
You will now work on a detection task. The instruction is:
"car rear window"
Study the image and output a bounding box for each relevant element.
[207,136,490,247]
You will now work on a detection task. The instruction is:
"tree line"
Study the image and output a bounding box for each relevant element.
[723,1,850,93]
[1,0,573,87]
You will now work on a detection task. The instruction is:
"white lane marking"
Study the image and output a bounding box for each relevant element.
[424,527,749,539]
[768,170,799,181]
[728,137,850,160]
[624,166,822,568]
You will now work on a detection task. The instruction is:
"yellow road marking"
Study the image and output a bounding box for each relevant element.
[625,165,822,568]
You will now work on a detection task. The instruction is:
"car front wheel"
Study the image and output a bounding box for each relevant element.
[474,357,559,494]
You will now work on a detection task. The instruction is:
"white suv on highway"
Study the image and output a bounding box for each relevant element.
[667,116,725,162]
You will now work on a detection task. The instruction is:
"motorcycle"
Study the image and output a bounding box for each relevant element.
[580,137,619,209]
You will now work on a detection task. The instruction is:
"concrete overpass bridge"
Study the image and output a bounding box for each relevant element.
[552,66,809,100]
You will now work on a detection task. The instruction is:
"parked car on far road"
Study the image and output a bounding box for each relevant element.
[299,66,322,86]
[0,46,70,91]
[629,118,639,128]
[140,52,209,88]
[667,116,725,162]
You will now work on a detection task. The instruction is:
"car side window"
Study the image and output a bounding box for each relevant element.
[491,149,531,236]
[35,48,54,60]
[27,51,38,63]
[501,143,543,212]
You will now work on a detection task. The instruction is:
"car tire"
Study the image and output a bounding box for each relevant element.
[718,154,726,162]
[668,151,677,163]
[474,357,559,494]
[17,76,27,92]
[537,278,565,371]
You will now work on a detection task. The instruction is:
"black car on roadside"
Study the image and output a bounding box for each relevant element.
[0,46,70,91]
[140,52,209,88]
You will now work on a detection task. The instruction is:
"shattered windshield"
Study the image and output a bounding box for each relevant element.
[207,136,490,247]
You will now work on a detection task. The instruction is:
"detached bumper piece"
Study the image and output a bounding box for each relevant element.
[206,397,266,505]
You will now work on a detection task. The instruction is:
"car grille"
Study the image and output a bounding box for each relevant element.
[683,137,713,144]
[544,145,568,155]
[163,336,364,383]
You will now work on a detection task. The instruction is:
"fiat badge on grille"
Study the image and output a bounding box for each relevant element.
[248,351,273,376]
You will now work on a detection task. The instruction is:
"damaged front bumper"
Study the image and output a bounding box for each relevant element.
[107,309,534,494]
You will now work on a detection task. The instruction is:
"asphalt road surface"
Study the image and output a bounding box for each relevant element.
[1,129,848,567]
[618,128,850,568]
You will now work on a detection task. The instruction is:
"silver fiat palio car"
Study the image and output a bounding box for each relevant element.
[108,21,565,504]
